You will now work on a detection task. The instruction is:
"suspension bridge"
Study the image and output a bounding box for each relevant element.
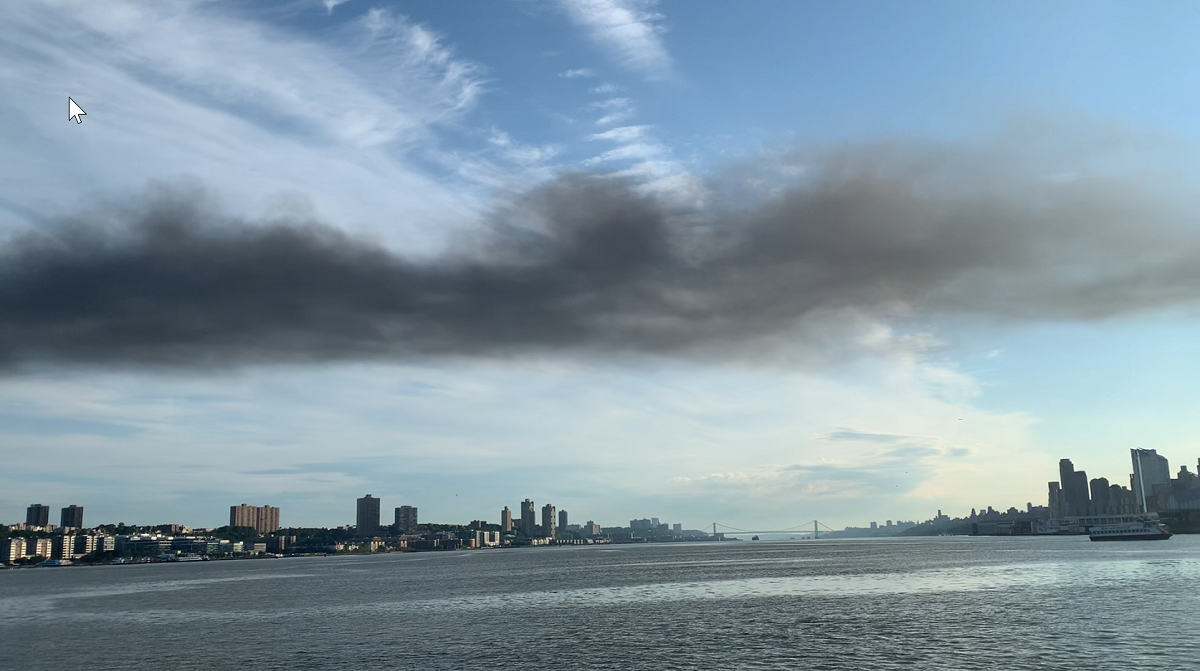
[709,520,839,539]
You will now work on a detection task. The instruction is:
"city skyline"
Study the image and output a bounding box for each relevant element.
[8,445,1198,533]
[6,2,1200,529]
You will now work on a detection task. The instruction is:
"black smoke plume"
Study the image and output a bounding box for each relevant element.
[3,138,1198,369]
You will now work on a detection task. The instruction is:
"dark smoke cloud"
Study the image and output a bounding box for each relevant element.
[3,138,1200,369]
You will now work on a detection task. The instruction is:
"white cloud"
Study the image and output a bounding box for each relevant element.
[590,97,633,110]
[588,97,635,126]
[597,112,634,126]
[556,0,674,80]
[584,142,666,165]
[0,1,493,251]
[590,83,622,94]
[589,125,651,143]
[323,0,352,14]
[487,129,560,165]
[559,68,596,78]
[0,345,1041,529]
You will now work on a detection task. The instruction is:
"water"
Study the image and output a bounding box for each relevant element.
[2,536,1197,670]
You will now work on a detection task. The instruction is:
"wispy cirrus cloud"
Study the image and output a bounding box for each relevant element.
[591,97,636,126]
[588,125,651,143]
[487,129,560,165]
[556,0,674,80]
[0,0,495,248]
[559,68,596,78]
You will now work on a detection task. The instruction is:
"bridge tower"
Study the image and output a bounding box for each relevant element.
[814,520,819,539]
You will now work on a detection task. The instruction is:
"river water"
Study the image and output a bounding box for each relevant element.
[1,535,1197,670]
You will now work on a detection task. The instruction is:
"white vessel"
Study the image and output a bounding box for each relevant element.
[1089,517,1172,541]
[36,559,71,566]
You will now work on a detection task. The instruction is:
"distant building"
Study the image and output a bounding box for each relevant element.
[557,509,568,531]
[1058,459,1090,517]
[500,506,513,532]
[1131,448,1171,512]
[395,505,418,532]
[520,499,537,536]
[357,495,381,536]
[630,518,653,531]
[584,521,602,536]
[60,505,84,529]
[229,504,280,534]
[672,523,682,533]
[1089,478,1111,514]
[3,538,28,564]
[1047,482,1063,518]
[26,504,49,527]
[52,535,77,560]
[31,538,52,559]
[72,534,100,557]
[541,503,556,538]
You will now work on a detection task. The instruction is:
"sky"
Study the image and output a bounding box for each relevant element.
[4,0,1200,531]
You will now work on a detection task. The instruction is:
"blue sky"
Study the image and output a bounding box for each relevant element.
[3,0,1200,530]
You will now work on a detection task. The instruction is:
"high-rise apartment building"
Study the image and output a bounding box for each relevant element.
[541,503,556,538]
[357,495,381,536]
[395,505,418,532]
[26,504,49,527]
[229,504,281,534]
[1131,448,1171,512]
[520,499,536,536]
[500,506,513,532]
[60,505,84,529]
[558,509,568,531]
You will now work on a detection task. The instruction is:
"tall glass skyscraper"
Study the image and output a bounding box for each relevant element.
[1131,448,1171,512]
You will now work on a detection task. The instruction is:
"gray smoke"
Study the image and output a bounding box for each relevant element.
[3,138,1199,369]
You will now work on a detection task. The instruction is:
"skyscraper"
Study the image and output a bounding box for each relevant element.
[357,495,381,536]
[25,504,49,527]
[1058,459,1090,517]
[558,509,568,530]
[500,506,513,532]
[60,505,84,529]
[229,504,280,534]
[1089,478,1111,514]
[520,499,536,536]
[1131,448,1171,512]
[541,503,557,538]
[1047,482,1063,518]
[395,505,418,532]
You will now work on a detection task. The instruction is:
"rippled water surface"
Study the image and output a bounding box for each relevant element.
[2,536,1197,670]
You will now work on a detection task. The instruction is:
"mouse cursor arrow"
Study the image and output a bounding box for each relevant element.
[68,97,86,124]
